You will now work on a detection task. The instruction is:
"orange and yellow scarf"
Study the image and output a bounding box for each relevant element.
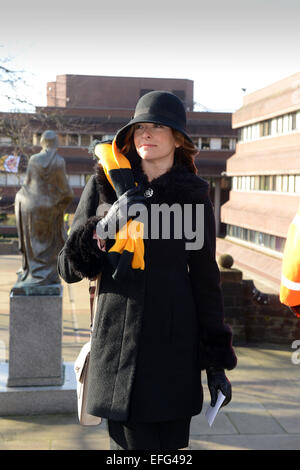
[93,139,145,280]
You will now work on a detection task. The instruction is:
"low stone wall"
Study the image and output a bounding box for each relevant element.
[0,226,18,237]
[219,256,300,346]
[0,240,19,255]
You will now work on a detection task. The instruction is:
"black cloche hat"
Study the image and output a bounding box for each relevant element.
[115,90,193,149]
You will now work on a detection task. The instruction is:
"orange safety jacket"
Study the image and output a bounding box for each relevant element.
[280,203,300,311]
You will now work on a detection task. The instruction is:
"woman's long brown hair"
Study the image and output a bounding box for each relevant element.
[121,125,198,174]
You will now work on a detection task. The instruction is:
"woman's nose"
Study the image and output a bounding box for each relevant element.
[142,128,152,137]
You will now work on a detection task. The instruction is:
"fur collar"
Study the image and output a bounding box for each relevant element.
[95,158,209,205]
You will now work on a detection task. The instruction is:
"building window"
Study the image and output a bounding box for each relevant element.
[0,137,12,145]
[92,134,103,142]
[221,138,230,150]
[238,110,300,142]
[288,175,295,193]
[210,138,221,150]
[0,173,6,185]
[6,174,21,186]
[67,174,83,187]
[291,112,297,130]
[58,134,67,146]
[80,135,91,147]
[200,137,210,149]
[282,175,288,192]
[32,134,42,145]
[102,134,115,141]
[68,134,79,146]
[233,174,300,193]
[227,224,285,253]
[259,120,271,137]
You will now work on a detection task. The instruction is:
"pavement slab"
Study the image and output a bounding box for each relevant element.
[1,255,300,450]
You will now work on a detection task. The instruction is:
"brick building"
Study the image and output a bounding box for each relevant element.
[219,72,300,288]
[0,75,237,236]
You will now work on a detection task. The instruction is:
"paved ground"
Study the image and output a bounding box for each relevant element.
[1,255,300,450]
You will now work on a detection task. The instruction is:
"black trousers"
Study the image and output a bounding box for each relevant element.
[107,417,192,450]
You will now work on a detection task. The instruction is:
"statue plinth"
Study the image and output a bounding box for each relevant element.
[7,285,64,387]
[11,283,62,297]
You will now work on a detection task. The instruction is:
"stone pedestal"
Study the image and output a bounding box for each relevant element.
[8,285,64,387]
[0,362,77,415]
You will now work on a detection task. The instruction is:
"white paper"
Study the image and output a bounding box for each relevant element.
[205,391,226,427]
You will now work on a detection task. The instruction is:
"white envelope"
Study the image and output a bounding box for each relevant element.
[205,391,226,427]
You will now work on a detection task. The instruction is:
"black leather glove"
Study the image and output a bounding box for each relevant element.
[206,366,232,407]
[96,186,146,239]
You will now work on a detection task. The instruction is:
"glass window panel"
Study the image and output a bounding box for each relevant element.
[295,175,300,193]
[32,134,42,145]
[270,236,276,250]
[264,175,270,190]
[58,134,67,146]
[221,138,230,150]
[92,134,103,141]
[276,236,285,253]
[210,138,221,150]
[288,175,295,193]
[259,176,265,190]
[276,175,282,192]
[277,117,283,133]
[68,134,79,146]
[201,137,210,149]
[282,175,288,192]
[68,174,81,187]
[7,174,20,186]
[245,176,250,190]
[0,137,12,144]
[296,111,300,130]
[283,115,289,133]
[271,175,276,191]
[249,230,255,243]
[0,174,6,185]
[80,135,91,147]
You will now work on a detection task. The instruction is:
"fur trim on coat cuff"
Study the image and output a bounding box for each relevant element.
[199,324,237,371]
[65,216,105,279]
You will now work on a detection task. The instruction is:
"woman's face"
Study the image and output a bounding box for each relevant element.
[133,123,179,163]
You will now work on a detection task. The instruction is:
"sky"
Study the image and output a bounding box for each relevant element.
[1,0,300,113]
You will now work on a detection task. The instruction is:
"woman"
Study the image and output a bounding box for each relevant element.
[58,91,237,450]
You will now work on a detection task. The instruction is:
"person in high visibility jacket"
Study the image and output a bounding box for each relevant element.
[280,203,300,318]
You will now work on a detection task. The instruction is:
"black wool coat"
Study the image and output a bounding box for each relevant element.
[58,159,237,423]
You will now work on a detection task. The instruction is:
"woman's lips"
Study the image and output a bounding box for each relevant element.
[140,144,156,148]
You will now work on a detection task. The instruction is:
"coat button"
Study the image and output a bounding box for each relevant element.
[144,188,154,198]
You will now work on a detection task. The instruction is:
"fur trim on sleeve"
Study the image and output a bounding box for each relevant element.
[65,216,106,279]
[199,324,238,371]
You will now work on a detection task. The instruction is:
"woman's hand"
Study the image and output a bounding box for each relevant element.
[93,230,106,252]
[206,366,232,407]
[96,186,146,239]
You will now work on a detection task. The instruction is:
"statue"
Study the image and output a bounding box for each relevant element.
[14,130,73,289]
